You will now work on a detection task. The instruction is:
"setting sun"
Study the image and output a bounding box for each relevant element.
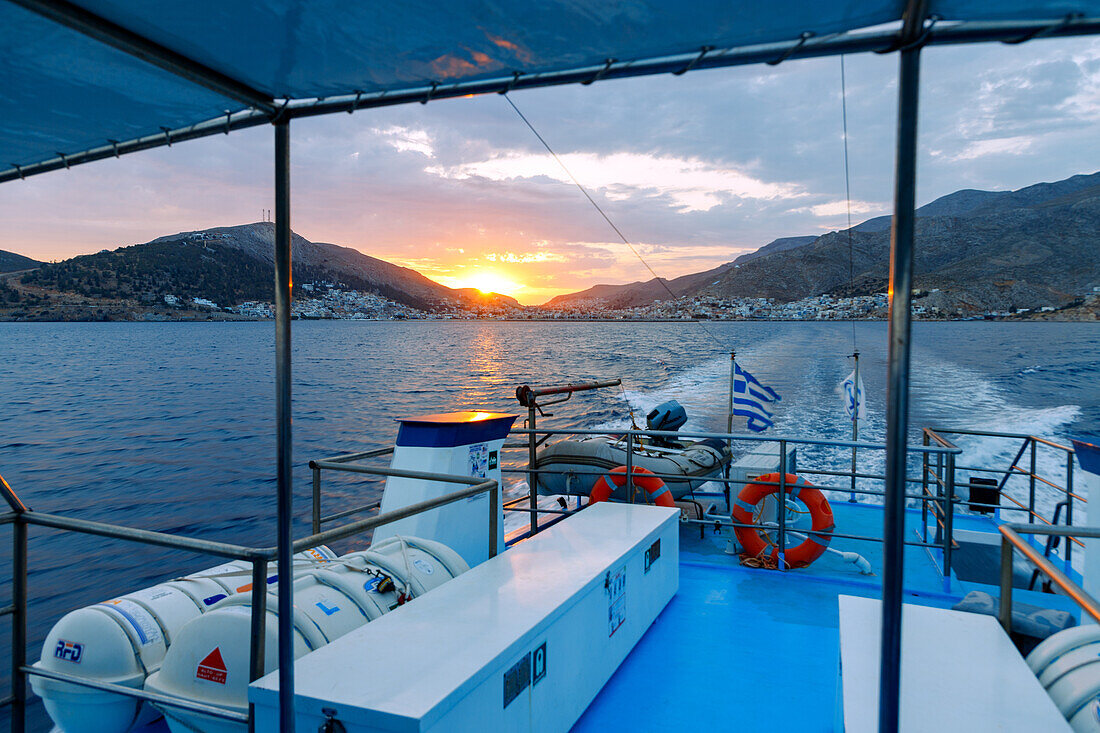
[458,270,525,296]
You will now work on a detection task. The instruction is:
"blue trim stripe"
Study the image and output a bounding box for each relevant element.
[734,498,756,513]
[648,486,672,501]
[96,603,148,644]
[396,415,517,448]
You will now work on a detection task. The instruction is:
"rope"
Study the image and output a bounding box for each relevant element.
[840,55,857,351]
[502,94,726,351]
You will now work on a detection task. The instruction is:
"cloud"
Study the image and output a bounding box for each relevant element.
[791,199,884,217]
[932,135,1034,162]
[426,151,805,212]
[373,125,436,157]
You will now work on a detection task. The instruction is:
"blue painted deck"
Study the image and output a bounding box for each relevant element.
[573,500,1075,732]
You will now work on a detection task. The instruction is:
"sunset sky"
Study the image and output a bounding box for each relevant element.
[1,37,1097,304]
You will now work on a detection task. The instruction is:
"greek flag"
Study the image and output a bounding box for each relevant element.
[839,369,866,421]
[732,363,782,433]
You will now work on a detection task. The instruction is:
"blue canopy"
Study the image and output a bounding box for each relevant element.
[2,0,1099,180]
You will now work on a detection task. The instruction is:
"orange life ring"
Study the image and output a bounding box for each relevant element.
[589,466,676,508]
[731,473,834,568]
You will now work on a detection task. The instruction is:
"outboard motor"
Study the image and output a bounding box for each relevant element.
[647,400,687,447]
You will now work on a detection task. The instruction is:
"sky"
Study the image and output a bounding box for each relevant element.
[1,36,1098,304]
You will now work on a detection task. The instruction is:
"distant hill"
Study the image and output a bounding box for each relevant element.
[544,234,818,308]
[731,235,817,265]
[451,288,522,308]
[18,223,507,311]
[0,249,40,273]
[547,172,1100,312]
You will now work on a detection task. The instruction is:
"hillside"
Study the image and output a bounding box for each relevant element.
[548,172,1100,312]
[701,173,1100,311]
[16,223,491,312]
[0,249,40,273]
[544,234,819,308]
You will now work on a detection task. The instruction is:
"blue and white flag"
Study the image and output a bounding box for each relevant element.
[732,363,782,433]
[839,369,866,421]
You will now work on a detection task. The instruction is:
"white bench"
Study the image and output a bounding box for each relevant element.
[837,594,1069,731]
[251,502,679,732]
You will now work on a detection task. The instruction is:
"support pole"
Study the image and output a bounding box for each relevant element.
[725,351,736,508]
[528,404,538,536]
[273,119,295,733]
[879,13,924,730]
[12,517,27,733]
[850,351,860,502]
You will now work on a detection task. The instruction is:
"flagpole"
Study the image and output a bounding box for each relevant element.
[850,350,860,502]
[725,350,735,509]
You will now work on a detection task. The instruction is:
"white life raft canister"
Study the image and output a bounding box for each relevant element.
[146,537,467,733]
[30,546,336,733]
[1026,625,1100,731]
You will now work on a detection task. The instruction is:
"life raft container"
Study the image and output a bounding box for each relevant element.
[589,466,676,508]
[534,435,731,499]
[731,473,834,568]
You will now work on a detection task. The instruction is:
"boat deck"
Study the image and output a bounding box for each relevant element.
[573,500,1079,732]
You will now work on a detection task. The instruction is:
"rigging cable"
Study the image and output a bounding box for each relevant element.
[840,55,857,352]
[502,93,726,351]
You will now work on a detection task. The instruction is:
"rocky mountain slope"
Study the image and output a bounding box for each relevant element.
[17,223,492,311]
[548,172,1100,312]
[0,249,40,273]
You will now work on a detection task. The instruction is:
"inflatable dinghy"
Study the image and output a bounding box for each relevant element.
[534,401,731,500]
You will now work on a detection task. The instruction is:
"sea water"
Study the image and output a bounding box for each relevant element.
[0,320,1096,728]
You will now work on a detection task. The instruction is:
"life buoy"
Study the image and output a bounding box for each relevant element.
[731,473,834,568]
[589,466,676,508]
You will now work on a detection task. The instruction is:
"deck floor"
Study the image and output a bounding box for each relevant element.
[572,500,1073,732]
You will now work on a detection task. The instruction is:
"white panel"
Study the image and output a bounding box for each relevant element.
[251,503,679,732]
[838,595,1070,732]
[373,437,506,567]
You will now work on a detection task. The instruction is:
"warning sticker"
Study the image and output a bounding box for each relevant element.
[412,558,434,575]
[98,599,162,646]
[196,647,228,685]
[606,565,626,637]
[468,443,489,478]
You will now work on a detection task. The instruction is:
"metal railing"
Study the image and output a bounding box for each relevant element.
[504,425,963,582]
[998,524,1100,634]
[0,468,498,733]
[929,428,1080,572]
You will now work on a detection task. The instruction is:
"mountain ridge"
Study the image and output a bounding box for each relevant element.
[547,171,1100,312]
[12,223,516,312]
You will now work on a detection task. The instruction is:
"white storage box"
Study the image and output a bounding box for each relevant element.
[250,502,679,732]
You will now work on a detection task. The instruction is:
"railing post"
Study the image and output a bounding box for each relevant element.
[933,451,943,546]
[943,452,956,592]
[1029,438,1037,521]
[11,516,27,733]
[1066,452,1074,572]
[248,558,269,733]
[625,431,635,502]
[778,442,788,571]
[921,435,929,544]
[312,465,322,535]
[999,536,1014,633]
[527,405,538,536]
[488,480,499,559]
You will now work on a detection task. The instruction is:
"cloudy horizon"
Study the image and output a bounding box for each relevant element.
[1,36,1097,304]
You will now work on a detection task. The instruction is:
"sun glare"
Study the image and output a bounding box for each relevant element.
[462,270,524,296]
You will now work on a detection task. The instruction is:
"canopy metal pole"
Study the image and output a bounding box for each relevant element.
[879,4,925,728]
[273,119,295,732]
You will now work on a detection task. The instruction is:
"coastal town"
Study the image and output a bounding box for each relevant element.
[164,285,1095,322]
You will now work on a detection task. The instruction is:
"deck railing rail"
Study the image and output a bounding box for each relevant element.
[929,428,1080,572]
[998,524,1100,634]
[0,468,498,733]
[502,425,964,583]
